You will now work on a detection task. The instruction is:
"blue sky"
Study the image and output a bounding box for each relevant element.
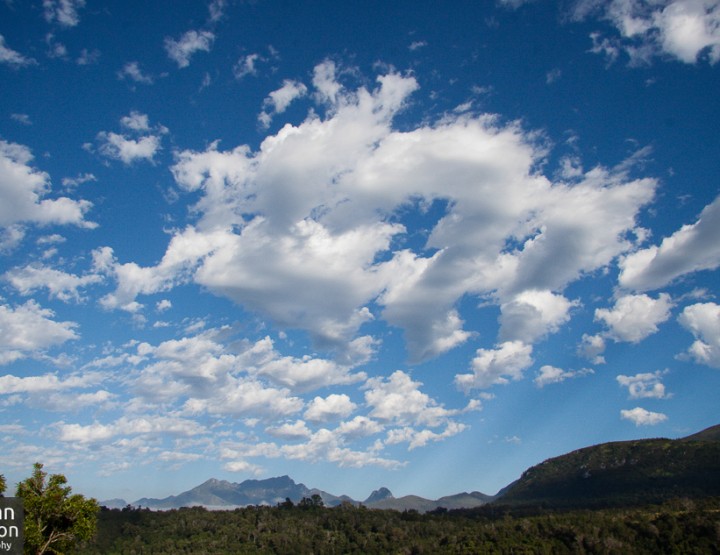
[1,0,719,503]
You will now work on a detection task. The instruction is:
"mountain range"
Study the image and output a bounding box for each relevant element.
[102,424,720,512]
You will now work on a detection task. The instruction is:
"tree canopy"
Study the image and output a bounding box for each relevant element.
[16,462,98,555]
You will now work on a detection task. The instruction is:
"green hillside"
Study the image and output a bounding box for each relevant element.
[497,432,720,509]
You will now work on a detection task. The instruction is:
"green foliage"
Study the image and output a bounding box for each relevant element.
[16,462,99,555]
[77,497,720,554]
[0,474,6,497]
[498,438,720,509]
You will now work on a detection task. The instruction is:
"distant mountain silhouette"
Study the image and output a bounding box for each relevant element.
[102,424,720,512]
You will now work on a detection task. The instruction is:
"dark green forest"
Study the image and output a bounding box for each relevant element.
[78,497,720,554]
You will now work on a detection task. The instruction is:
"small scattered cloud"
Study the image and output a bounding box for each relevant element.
[10,113,32,125]
[76,48,100,65]
[617,370,671,399]
[118,61,154,84]
[534,365,594,387]
[61,172,96,188]
[678,302,720,368]
[456,341,534,390]
[258,79,308,128]
[546,68,562,84]
[234,53,261,79]
[408,40,427,51]
[95,112,167,165]
[0,34,36,67]
[304,394,356,422]
[43,0,85,27]
[620,407,668,426]
[165,30,215,68]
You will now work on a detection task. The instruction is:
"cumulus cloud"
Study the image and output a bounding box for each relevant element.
[58,415,205,444]
[678,302,720,367]
[0,35,36,67]
[95,111,167,165]
[617,370,671,399]
[534,365,594,387]
[0,370,103,394]
[0,140,94,232]
[578,333,607,364]
[456,341,534,390]
[0,301,78,364]
[98,61,657,364]
[620,406,668,426]
[43,0,85,27]
[499,290,577,343]
[4,260,104,302]
[619,194,720,291]
[574,0,720,65]
[595,293,674,343]
[365,370,462,427]
[304,394,357,422]
[165,30,215,68]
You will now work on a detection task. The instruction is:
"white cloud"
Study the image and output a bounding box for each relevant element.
[456,341,534,390]
[0,301,78,364]
[0,140,94,230]
[304,394,357,422]
[578,333,607,364]
[265,420,312,440]
[534,365,594,387]
[234,53,261,79]
[11,113,32,125]
[61,173,96,188]
[121,111,151,132]
[499,290,577,343]
[118,61,154,84]
[115,62,658,363]
[595,293,674,343]
[385,421,467,450]
[43,0,85,27]
[620,407,668,426]
[617,370,671,399]
[97,132,161,164]
[0,371,103,394]
[0,35,36,67]
[259,79,308,128]
[58,415,205,444]
[678,302,720,368]
[165,30,215,68]
[223,460,263,474]
[576,0,720,65]
[4,262,104,302]
[95,112,168,165]
[336,415,383,438]
[619,194,720,291]
[208,0,226,22]
[365,370,461,427]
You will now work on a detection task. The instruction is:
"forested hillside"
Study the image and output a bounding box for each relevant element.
[78,498,720,554]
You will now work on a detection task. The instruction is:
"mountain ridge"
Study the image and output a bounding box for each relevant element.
[102,424,720,512]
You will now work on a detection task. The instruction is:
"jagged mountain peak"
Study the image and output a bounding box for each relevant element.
[365,487,393,504]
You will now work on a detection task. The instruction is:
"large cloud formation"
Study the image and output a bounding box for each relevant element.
[99,61,655,369]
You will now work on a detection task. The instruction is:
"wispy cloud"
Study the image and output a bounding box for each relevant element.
[165,30,215,68]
